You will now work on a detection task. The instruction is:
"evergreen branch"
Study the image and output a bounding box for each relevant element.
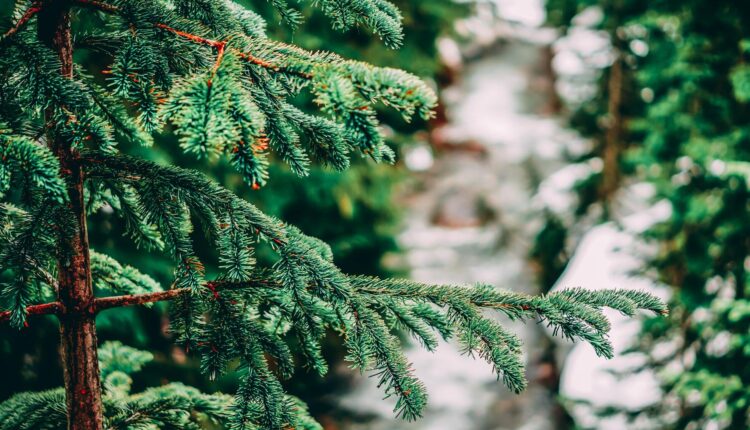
[0,201,66,328]
[2,284,237,321]
[81,151,288,245]
[92,279,266,312]
[153,23,309,78]
[0,389,67,430]
[152,23,224,53]
[154,23,228,84]
[70,1,311,78]
[91,250,162,297]
[0,301,61,323]
[0,134,68,203]
[74,0,120,14]
[0,2,41,42]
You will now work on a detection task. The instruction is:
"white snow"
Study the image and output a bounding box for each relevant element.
[437,37,463,71]
[492,0,546,28]
[551,202,672,429]
[551,6,614,105]
[403,144,435,172]
[533,161,597,217]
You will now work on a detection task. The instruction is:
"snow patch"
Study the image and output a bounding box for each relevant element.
[552,219,671,428]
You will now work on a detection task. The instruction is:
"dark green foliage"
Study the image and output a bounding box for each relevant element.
[0,389,68,430]
[530,213,569,292]
[0,341,237,430]
[0,202,63,328]
[0,0,665,428]
[0,132,67,203]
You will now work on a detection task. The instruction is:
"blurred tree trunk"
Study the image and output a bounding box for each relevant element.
[600,52,624,204]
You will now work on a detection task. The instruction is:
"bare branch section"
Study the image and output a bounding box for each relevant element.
[0,1,42,41]
[0,302,62,323]
[93,280,254,312]
[0,280,258,324]
[93,288,188,312]
[74,0,119,13]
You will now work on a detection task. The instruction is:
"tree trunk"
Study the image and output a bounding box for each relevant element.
[38,1,105,429]
[600,53,623,203]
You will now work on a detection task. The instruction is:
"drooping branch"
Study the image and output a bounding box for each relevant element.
[0,1,42,41]
[0,302,62,323]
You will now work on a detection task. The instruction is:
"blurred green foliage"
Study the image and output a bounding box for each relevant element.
[546,0,750,428]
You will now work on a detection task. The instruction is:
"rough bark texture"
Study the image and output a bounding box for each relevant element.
[39,1,105,429]
[0,302,61,322]
[94,288,188,312]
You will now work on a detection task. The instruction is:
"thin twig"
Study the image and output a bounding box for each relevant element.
[154,23,228,85]
[73,0,120,14]
[154,23,301,77]
[154,23,224,49]
[1,1,42,41]
[24,256,60,294]
[93,278,272,312]
[93,288,188,312]
[0,302,62,323]
[73,0,312,78]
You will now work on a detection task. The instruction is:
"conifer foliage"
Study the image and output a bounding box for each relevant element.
[0,341,238,429]
[0,1,666,429]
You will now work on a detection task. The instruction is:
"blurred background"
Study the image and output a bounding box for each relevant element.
[3,0,750,429]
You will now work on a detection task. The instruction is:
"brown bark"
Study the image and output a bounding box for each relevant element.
[94,288,188,312]
[38,1,105,429]
[0,302,62,323]
[600,53,624,202]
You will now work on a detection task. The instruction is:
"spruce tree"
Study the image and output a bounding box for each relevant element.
[0,1,666,429]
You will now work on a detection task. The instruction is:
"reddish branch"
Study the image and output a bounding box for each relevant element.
[73,0,312,79]
[74,0,120,13]
[1,286,196,324]
[154,23,229,84]
[235,51,280,71]
[211,42,227,83]
[154,23,289,77]
[0,302,62,323]
[2,287,191,323]
[94,288,189,312]
[153,23,224,49]
[0,279,548,326]
[1,1,42,40]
